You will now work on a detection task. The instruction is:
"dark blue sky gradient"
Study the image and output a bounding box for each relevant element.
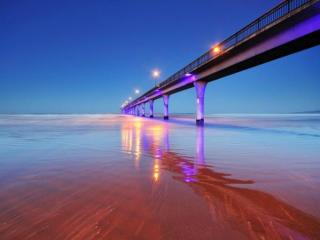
[0,0,319,114]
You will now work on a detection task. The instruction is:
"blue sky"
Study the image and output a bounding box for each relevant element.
[0,0,319,114]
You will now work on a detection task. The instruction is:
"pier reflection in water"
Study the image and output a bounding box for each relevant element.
[120,116,320,240]
[0,114,320,240]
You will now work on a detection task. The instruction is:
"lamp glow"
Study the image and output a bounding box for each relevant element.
[152,69,161,78]
[213,45,221,54]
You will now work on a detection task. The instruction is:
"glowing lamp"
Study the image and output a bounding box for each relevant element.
[213,45,221,54]
[152,69,161,78]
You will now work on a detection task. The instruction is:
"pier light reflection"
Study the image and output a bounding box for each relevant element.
[152,124,320,238]
[121,117,143,168]
[119,115,320,238]
[148,124,168,183]
[196,126,205,164]
[121,123,133,154]
[121,117,204,184]
[149,126,163,146]
[153,159,160,182]
[180,127,205,183]
[134,119,142,168]
[181,161,197,183]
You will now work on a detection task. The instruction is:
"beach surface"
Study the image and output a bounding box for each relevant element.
[0,114,320,240]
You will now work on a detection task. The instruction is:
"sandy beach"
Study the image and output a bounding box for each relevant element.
[0,114,319,239]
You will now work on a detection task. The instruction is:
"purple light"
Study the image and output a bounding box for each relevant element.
[183,73,197,82]
[181,162,197,183]
[184,177,196,183]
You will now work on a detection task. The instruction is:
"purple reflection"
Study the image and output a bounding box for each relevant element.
[196,126,205,164]
[155,148,162,158]
[181,162,197,183]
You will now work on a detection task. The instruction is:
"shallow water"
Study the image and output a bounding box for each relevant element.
[0,114,320,240]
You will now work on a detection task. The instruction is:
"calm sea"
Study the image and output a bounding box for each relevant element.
[0,114,319,239]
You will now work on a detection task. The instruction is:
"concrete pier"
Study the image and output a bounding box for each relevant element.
[194,81,207,126]
[141,103,145,117]
[122,1,320,125]
[163,95,169,120]
[149,100,154,118]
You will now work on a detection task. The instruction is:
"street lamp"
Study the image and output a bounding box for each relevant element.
[128,96,132,101]
[152,69,160,78]
[134,89,140,94]
[152,69,161,87]
[212,44,221,54]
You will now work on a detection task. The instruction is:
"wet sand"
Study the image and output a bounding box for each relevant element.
[0,114,320,239]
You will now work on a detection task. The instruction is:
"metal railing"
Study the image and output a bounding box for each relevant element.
[127,0,316,108]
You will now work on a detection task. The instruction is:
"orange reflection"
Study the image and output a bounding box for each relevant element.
[148,124,166,183]
[146,131,320,239]
[121,116,320,239]
[121,117,143,168]
[153,159,160,182]
[149,125,164,146]
[121,123,132,153]
[132,118,320,239]
[134,120,142,168]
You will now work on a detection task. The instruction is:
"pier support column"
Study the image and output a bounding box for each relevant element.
[163,94,169,120]
[149,100,154,118]
[141,103,145,117]
[138,105,141,116]
[136,106,140,116]
[194,81,207,126]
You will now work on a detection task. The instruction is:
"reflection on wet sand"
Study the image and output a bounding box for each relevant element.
[0,115,319,239]
[125,117,320,239]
